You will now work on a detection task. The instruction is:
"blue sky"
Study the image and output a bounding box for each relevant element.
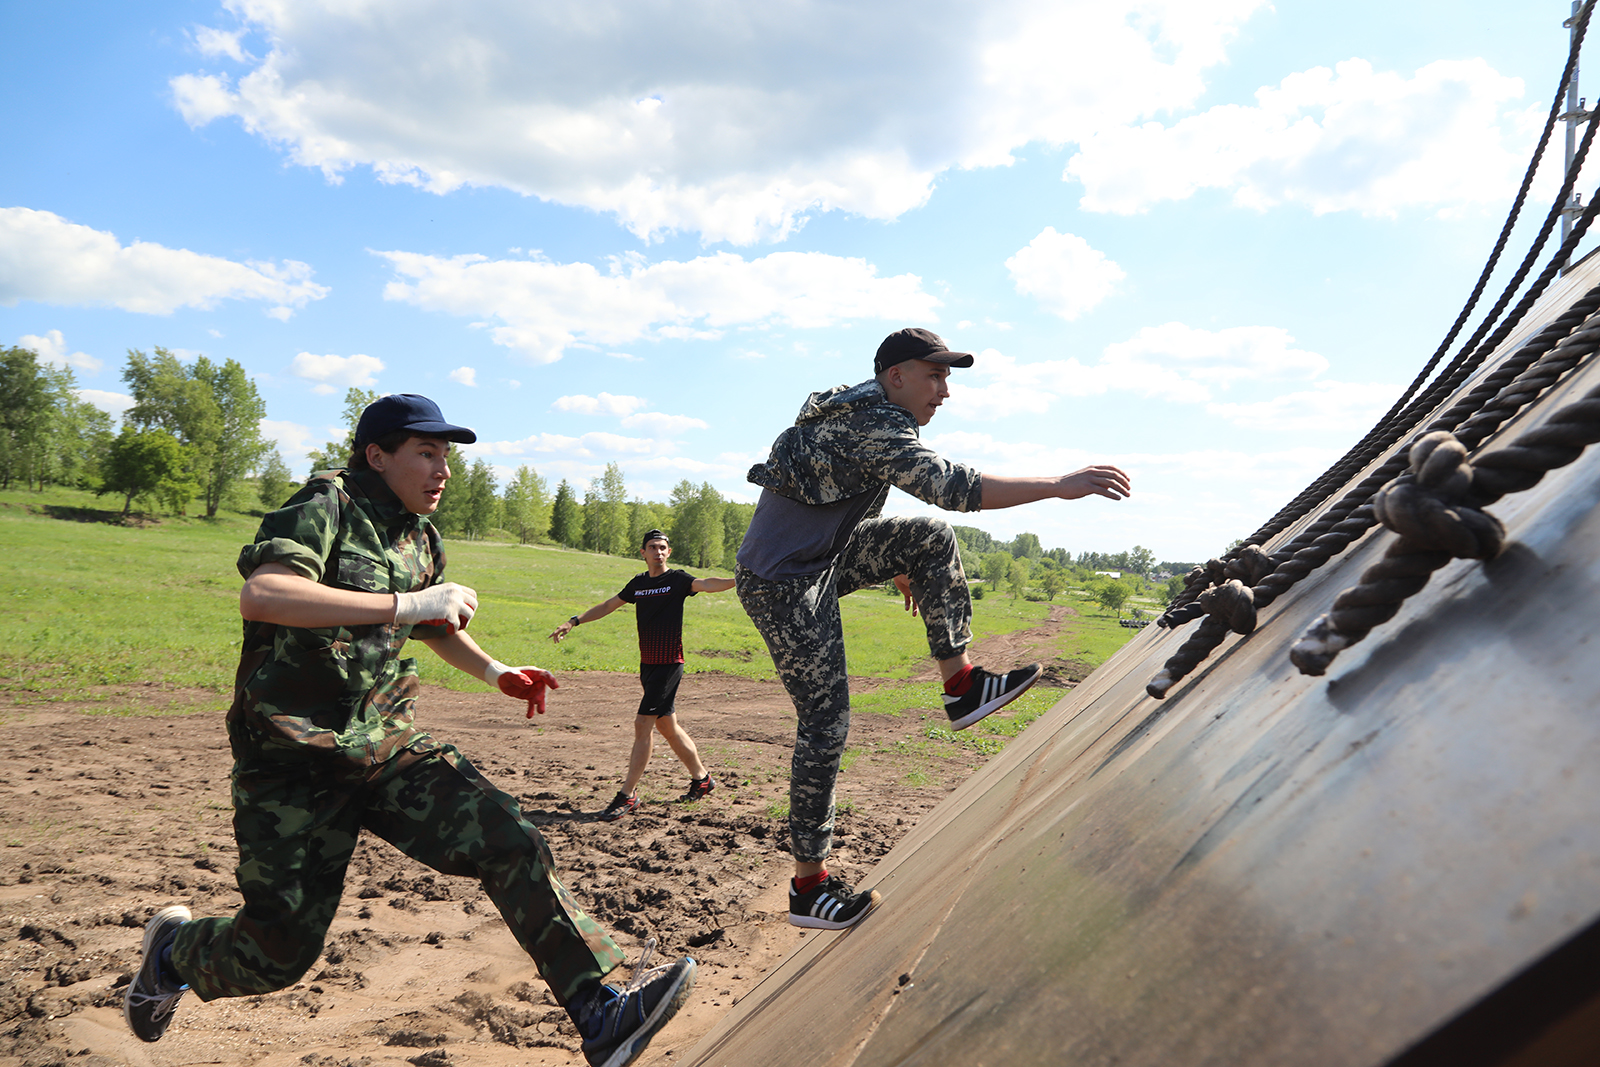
[1,1,1589,562]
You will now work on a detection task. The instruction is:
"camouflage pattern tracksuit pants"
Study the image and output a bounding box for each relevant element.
[170,733,625,1008]
[737,515,971,863]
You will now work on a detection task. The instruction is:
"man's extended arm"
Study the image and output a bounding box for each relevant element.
[981,466,1131,509]
[690,576,735,593]
[549,595,626,643]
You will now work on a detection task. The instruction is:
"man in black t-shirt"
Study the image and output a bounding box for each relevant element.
[551,530,735,820]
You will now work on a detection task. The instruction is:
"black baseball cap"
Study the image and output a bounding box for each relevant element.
[641,529,670,548]
[874,328,974,374]
[354,394,476,447]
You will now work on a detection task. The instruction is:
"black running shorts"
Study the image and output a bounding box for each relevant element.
[636,662,684,717]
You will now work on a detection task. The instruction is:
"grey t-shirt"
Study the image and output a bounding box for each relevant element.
[736,487,883,580]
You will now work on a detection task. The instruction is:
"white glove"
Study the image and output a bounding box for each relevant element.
[394,582,478,633]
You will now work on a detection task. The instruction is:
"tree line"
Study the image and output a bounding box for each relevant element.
[952,525,1193,579]
[2,345,269,516]
[4,348,1195,582]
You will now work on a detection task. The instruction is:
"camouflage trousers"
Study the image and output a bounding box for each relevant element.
[737,515,971,863]
[170,730,625,1008]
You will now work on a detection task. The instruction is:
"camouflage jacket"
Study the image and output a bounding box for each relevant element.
[227,467,452,766]
[746,379,983,514]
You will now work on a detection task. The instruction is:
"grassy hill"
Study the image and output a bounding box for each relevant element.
[2,486,1137,715]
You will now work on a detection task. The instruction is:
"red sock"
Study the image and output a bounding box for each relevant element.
[943,665,975,696]
[793,869,828,893]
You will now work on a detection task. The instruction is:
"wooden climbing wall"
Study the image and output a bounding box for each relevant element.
[681,258,1600,1067]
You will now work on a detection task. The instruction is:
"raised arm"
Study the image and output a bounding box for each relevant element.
[549,595,626,643]
[690,576,735,593]
[981,465,1131,510]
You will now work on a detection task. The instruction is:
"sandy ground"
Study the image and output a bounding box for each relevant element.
[0,610,1080,1067]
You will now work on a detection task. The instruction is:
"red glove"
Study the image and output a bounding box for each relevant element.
[484,661,559,717]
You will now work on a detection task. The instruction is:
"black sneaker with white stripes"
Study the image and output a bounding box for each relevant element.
[943,663,1042,730]
[788,874,880,930]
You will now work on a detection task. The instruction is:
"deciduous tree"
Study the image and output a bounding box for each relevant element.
[1094,580,1130,616]
[99,428,194,515]
[306,388,380,472]
[257,452,295,510]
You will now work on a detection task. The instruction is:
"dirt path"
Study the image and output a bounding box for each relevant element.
[0,616,1082,1067]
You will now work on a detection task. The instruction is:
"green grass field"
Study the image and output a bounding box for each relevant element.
[2,486,1135,720]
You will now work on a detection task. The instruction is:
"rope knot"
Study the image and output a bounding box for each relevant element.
[1371,431,1505,560]
[1224,544,1275,586]
[1198,579,1255,635]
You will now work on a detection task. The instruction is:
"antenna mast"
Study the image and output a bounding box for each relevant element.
[1562,1,1594,272]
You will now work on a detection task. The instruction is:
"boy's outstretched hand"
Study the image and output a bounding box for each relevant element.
[484,662,560,717]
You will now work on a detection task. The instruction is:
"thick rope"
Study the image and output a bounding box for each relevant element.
[1245,0,1595,545]
[1145,7,1600,699]
[1147,270,1600,698]
[1163,0,1600,607]
[1291,381,1600,674]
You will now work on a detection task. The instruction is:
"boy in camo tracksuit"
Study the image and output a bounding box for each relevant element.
[736,328,1132,931]
[124,394,696,1067]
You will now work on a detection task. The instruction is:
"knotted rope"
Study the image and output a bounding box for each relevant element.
[1147,275,1600,698]
[1233,0,1597,553]
[1146,547,1274,698]
[1292,381,1600,674]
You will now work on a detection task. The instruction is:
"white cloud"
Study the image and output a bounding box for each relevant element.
[621,411,709,435]
[289,352,385,395]
[378,248,940,362]
[947,324,1336,418]
[171,0,1267,243]
[1067,58,1534,216]
[553,393,647,416]
[1005,229,1125,320]
[0,207,329,317]
[260,418,319,462]
[469,431,660,459]
[1205,379,1394,431]
[192,25,253,62]
[77,389,135,419]
[18,329,102,374]
[449,366,478,386]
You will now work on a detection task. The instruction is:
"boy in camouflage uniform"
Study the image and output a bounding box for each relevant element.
[124,394,695,1067]
[736,328,1131,931]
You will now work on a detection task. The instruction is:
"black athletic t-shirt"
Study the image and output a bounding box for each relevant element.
[617,568,698,665]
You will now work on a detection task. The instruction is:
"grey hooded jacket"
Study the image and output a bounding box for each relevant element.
[745,379,984,514]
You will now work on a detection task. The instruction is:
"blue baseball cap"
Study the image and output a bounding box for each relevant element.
[354,394,477,447]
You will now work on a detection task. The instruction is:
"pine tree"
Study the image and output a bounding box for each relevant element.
[550,479,581,547]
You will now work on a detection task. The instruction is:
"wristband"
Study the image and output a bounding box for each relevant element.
[569,615,581,627]
[483,659,512,685]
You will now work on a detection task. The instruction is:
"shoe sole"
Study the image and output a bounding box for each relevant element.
[789,889,881,931]
[124,904,192,1041]
[595,958,698,1067]
[946,666,1041,731]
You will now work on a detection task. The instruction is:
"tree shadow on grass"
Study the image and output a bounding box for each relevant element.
[39,504,157,526]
